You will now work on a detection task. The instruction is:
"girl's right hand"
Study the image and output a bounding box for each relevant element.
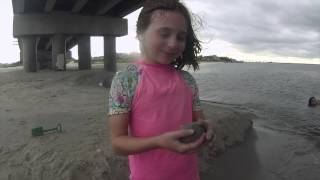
[156,129,205,154]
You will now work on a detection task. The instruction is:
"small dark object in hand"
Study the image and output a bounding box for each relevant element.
[180,123,207,143]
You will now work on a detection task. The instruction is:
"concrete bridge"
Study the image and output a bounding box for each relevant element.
[12,0,145,72]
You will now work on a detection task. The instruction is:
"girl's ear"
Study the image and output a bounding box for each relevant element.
[137,34,145,54]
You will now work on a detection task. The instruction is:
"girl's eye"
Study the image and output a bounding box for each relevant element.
[177,35,186,42]
[159,33,170,38]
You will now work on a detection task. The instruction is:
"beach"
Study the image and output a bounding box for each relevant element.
[0,63,319,180]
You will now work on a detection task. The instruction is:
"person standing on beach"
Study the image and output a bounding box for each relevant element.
[108,0,215,179]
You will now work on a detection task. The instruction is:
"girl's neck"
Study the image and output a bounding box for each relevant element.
[141,58,168,65]
[140,54,173,65]
[136,59,175,71]
[142,58,158,65]
[138,59,170,67]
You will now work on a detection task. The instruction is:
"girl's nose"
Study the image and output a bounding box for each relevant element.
[167,37,179,49]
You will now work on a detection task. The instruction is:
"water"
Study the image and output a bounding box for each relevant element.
[190,62,320,137]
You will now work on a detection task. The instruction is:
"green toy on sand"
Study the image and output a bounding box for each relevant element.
[32,123,63,137]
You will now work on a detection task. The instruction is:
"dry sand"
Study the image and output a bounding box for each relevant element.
[0,63,319,180]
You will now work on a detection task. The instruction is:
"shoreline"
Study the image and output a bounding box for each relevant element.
[1,59,320,72]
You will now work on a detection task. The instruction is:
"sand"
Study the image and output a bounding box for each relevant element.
[0,64,319,180]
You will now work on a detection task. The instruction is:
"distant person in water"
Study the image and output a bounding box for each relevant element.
[308,97,320,107]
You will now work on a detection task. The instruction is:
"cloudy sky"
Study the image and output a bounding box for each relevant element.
[1,0,319,64]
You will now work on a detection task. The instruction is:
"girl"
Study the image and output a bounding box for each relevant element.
[108,0,215,179]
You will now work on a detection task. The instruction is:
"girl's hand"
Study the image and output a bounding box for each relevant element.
[182,120,216,154]
[156,129,205,154]
[194,119,216,143]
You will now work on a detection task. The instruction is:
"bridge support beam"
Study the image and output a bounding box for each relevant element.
[21,36,37,72]
[13,14,128,37]
[78,35,91,70]
[52,34,66,70]
[104,36,116,72]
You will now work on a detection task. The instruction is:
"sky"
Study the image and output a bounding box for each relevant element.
[1,0,319,64]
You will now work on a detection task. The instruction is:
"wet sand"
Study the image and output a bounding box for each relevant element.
[201,124,320,180]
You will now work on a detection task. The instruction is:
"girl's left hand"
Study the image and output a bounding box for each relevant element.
[196,119,216,142]
[185,119,216,154]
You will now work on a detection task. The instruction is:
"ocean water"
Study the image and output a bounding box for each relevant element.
[190,62,320,137]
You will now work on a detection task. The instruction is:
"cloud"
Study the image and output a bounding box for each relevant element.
[185,0,320,59]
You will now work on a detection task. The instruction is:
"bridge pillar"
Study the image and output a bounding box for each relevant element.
[21,36,37,72]
[104,36,116,72]
[37,50,51,69]
[78,35,91,70]
[52,34,66,71]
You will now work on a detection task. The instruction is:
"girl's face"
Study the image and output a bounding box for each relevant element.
[139,10,187,65]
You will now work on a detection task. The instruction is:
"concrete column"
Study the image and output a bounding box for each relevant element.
[37,50,51,69]
[21,36,37,72]
[18,38,23,64]
[52,34,66,70]
[19,51,23,64]
[78,35,91,70]
[104,36,116,72]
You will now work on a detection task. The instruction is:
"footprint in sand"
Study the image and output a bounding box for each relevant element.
[69,164,93,180]
[69,168,92,180]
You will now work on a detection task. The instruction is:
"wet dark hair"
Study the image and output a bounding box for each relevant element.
[308,97,316,107]
[136,0,202,71]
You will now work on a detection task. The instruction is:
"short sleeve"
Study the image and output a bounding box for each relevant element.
[179,70,202,111]
[108,70,137,115]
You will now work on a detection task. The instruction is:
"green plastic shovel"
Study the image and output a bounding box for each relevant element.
[32,123,63,137]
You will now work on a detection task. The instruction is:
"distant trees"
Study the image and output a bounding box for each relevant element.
[92,52,141,63]
[197,55,241,63]
[0,61,22,68]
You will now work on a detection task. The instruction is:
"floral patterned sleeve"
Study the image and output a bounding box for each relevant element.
[179,70,202,111]
[108,65,139,115]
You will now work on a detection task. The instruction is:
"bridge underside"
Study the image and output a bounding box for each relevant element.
[12,0,145,72]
